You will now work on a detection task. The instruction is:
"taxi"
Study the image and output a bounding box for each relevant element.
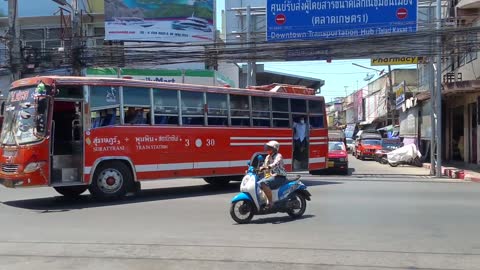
[327,141,349,175]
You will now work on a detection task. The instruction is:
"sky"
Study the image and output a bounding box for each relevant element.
[215,0,416,101]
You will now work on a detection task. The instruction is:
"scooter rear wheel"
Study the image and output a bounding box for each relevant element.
[287,193,307,218]
[230,200,254,224]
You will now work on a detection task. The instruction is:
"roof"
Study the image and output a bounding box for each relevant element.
[255,70,325,92]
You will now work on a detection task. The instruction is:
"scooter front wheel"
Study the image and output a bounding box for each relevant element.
[230,200,255,224]
[287,192,307,218]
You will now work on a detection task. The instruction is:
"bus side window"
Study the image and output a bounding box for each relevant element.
[230,94,250,126]
[252,96,270,127]
[123,87,150,125]
[272,97,290,127]
[153,89,179,125]
[308,100,325,129]
[181,91,204,126]
[206,93,227,126]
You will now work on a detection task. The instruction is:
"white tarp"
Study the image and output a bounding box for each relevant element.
[387,144,422,163]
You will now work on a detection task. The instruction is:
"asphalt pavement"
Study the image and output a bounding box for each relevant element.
[0,159,479,270]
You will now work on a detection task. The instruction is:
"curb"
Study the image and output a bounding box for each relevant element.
[423,163,480,182]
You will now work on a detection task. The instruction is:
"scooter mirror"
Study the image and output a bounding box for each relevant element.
[257,155,264,162]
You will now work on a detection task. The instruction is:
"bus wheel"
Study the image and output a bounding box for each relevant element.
[89,161,132,199]
[204,177,230,186]
[54,185,88,198]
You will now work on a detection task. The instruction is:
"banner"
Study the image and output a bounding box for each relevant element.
[395,81,406,109]
[105,0,214,43]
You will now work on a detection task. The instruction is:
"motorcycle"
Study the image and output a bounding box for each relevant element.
[230,153,311,224]
[387,144,423,167]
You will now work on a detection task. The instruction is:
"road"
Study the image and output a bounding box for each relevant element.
[0,159,479,270]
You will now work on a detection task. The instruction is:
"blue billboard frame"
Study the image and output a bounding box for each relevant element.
[267,0,418,41]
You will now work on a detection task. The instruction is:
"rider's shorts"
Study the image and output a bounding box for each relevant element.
[259,175,288,190]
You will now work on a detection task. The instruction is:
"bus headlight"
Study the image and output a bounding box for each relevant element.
[23,161,46,173]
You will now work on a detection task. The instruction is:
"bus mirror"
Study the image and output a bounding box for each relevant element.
[35,96,49,136]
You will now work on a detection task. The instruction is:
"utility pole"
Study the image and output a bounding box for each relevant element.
[435,0,443,177]
[245,5,256,87]
[8,0,21,82]
[53,0,82,75]
[387,65,394,126]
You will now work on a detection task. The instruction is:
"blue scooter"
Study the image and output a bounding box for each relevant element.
[230,153,311,224]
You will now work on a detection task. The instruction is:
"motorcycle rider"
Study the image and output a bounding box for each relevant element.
[259,140,288,208]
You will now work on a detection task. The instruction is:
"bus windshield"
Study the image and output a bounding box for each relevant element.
[0,87,42,145]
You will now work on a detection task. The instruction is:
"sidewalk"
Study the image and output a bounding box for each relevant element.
[423,162,480,182]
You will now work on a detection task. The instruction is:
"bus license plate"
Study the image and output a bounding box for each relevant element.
[328,161,334,168]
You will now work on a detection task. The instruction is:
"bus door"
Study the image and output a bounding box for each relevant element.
[51,100,84,185]
[292,114,309,171]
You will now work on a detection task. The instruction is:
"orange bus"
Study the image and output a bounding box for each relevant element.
[0,77,328,199]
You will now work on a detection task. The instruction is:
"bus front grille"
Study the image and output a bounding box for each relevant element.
[1,164,19,174]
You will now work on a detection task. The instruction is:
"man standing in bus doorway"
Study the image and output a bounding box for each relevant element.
[293,116,308,170]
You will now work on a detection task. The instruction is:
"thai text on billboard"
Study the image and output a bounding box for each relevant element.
[105,0,214,43]
[267,0,418,41]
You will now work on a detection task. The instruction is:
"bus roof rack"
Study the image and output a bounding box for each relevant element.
[247,83,315,95]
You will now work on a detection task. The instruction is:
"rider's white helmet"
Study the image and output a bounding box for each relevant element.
[265,140,280,152]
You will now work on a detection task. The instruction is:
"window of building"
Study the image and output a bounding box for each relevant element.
[206,93,227,126]
[272,97,290,127]
[230,94,250,126]
[153,89,179,125]
[252,96,270,127]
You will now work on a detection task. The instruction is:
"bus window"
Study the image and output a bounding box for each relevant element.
[90,86,120,127]
[272,97,290,127]
[123,87,151,125]
[230,94,250,126]
[91,108,119,128]
[309,115,324,128]
[291,99,307,113]
[153,89,179,125]
[308,100,324,114]
[206,93,227,126]
[90,86,120,108]
[252,96,270,127]
[181,91,204,126]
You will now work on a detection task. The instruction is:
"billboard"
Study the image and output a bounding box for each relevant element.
[105,0,214,42]
[267,0,417,41]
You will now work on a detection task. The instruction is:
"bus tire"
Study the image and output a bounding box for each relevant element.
[204,177,230,186]
[89,161,133,199]
[54,185,88,198]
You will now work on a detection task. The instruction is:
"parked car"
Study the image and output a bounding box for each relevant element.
[374,138,403,164]
[353,132,382,160]
[328,141,349,174]
[346,138,354,153]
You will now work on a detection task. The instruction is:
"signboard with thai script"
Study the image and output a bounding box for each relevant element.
[371,56,424,66]
[105,0,214,43]
[266,0,417,41]
[395,81,406,109]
